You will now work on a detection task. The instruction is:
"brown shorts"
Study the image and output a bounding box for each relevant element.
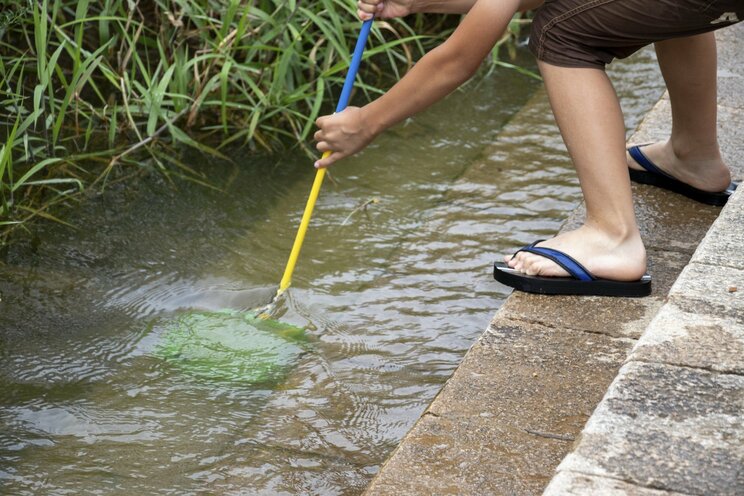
[529,0,743,68]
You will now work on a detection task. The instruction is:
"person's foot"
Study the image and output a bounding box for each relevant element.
[503,225,647,282]
[626,141,731,193]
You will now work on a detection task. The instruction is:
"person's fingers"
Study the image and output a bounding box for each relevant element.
[316,141,332,153]
[314,151,345,168]
[357,0,381,12]
[357,0,381,19]
[313,129,323,142]
[315,115,328,128]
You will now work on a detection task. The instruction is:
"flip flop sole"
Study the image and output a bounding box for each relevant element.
[629,169,737,207]
[494,262,652,297]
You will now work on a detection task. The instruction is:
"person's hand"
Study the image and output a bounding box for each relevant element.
[357,0,415,20]
[314,107,377,168]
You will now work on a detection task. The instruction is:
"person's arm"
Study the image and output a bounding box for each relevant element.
[314,0,522,168]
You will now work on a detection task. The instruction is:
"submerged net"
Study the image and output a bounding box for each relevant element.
[154,310,306,384]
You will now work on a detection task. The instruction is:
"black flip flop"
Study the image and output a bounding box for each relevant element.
[627,145,738,206]
[494,241,651,297]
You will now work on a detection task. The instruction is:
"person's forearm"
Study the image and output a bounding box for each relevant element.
[411,0,478,14]
[363,46,475,135]
[363,0,520,135]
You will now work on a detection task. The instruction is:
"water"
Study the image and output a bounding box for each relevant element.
[0,48,664,495]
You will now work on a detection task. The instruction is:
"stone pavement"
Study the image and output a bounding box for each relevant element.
[364,24,744,496]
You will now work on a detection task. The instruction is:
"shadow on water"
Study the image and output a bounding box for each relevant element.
[0,47,665,494]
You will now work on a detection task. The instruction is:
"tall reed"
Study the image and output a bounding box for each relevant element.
[0,0,529,243]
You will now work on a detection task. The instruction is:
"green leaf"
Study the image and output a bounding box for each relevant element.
[166,123,229,161]
[220,59,233,132]
[12,158,63,192]
[148,64,176,136]
[301,77,324,140]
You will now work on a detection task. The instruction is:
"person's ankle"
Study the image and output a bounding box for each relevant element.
[665,138,732,191]
[585,223,646,264]
[668,137,721,163]
[584,217,639,244]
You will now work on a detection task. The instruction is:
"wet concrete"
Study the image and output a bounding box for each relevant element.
[364,24,744,496]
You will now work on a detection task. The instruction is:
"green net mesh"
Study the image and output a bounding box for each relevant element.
[154,310,306,384]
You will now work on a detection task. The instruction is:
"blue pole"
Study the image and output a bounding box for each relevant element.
[335,19,374,113]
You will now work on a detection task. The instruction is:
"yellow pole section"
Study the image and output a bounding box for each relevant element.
[277,151,330,295]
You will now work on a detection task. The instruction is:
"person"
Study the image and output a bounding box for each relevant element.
[313,0,741,296]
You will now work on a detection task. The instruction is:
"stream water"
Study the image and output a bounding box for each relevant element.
[0,48,664,495]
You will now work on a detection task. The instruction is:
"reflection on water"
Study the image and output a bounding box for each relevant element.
[0,48,663,495]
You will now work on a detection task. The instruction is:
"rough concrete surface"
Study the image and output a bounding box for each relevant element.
[551,362,744,496]
[630,302,744,375]
[687,190,744,271]
[715,104,744,179]
[545,472,693,496]
[667,261,744,323]
[365,24,744,496]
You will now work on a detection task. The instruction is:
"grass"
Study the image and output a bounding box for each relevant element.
[0,0,531,244]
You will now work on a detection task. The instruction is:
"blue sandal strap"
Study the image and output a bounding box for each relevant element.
[628,145,674,180]
[511,240,543,265]
[514,244,595,282]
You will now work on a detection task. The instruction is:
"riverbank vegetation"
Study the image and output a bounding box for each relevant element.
[0,0,531,244]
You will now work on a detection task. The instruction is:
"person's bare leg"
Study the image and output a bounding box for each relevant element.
[627,32,731,192]
[506,62,646,281]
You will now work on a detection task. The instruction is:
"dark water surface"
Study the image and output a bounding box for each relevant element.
[0,49,664,495]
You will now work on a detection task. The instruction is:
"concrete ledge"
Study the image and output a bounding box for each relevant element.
[687,193,744,271]
[365,318,634,495]
[630,302,744,375]
[624,196,744,376]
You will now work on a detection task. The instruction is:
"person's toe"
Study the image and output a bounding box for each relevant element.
[530,257,557,277]
[507,251,524,268]
[524,261,542,276]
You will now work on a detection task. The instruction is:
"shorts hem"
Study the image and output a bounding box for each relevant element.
[528,39,608,69]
